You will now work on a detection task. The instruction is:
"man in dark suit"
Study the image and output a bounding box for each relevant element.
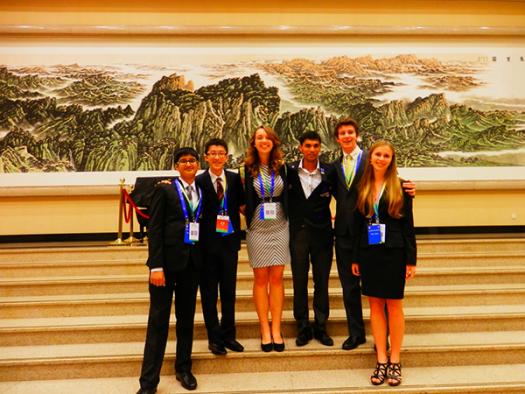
[196,138,245,356]
[331,118,368,351]
[332,119,416,351]
[137,147,202,393]
[288,131,335,347]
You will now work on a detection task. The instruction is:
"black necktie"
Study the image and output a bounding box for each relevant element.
[216,177,224,201]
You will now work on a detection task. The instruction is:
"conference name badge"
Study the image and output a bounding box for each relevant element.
[184,222,200,244]
[263,202,277,220]
[368,223,386,245]
[216,215,232,234]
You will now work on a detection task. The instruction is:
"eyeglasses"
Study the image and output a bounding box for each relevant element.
[177,159,198,165]
[206,152,227,157]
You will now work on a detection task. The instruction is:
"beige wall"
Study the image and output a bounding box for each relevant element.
[1,183,524,235]
[0,1,524,235]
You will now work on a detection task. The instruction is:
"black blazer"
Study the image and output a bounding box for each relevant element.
[352,186,417,266]
[331,150,367,241]
[196,169,244,252]
[147,179,203,272]
[243,164,288,228]
[129,176,175,229]
[287,160,333,233]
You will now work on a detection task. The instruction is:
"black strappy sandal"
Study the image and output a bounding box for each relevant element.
[387,362,402,386]
[370,362,388,385]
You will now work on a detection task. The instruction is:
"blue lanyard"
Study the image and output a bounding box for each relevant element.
[341,150,363,186]
[173,179,202,222]
[373,182,386,223]
[258,169,275,201]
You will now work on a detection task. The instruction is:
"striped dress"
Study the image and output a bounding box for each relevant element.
[246,165,290,268]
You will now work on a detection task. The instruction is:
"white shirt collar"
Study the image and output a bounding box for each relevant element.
[298,158,321,174]
[178,178,196,190]
[209,169,225,184]
[343,145,362,160]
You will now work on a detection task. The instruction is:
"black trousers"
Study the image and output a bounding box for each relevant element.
[199,244,239,345]
[138,262,199,390]
[335,236,365,339]
[290,226,333,332]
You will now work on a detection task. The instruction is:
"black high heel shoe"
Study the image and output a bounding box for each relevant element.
[261,335,273,352]
[273,333,285,352]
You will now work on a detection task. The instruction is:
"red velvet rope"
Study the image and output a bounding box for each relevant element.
[122,188,150,223]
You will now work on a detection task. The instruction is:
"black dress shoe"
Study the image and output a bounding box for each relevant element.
[295,328,313,347]
[136,388,156,394]
[314,330,334,347]
[342,336,366,350]
[176,371,197,391]
[208,342,227,355]
[224,339,244,352]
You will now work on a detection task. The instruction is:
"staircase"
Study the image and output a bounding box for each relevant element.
[1,237,525,393]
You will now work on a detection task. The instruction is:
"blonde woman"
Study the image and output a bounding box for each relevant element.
[351,140,416,386]
[242,126,290,352]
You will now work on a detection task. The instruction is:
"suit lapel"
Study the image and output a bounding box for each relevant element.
[289,162,307,200]
[335,156,348,190]
[203,170,218,201]
[173,177,192,216]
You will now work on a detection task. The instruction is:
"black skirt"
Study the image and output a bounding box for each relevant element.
[358,245,407,299]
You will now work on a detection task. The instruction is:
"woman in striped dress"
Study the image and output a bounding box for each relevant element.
[243,126,290,352]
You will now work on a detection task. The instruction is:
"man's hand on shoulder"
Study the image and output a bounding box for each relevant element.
[402,180,416,197]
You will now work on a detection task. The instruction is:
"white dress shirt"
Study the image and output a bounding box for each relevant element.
[298,159,322,199]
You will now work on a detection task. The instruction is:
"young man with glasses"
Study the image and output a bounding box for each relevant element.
[196,138,245,356]
[137,147,202,393]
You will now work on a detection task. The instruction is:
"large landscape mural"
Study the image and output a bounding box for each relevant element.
[1,43,524,174]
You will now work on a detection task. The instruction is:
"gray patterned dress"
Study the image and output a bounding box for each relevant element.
[246,165,290,268]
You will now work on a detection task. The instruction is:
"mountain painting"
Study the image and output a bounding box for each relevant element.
[1,44,524,173]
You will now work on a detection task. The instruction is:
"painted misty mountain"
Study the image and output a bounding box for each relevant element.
[0,54,524,173]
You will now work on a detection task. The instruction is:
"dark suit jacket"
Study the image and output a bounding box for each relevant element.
[331,150,367,243]
[243,164,288,228]
[146,178,203,272]
[352,186,417,265]
[129,176,175,229]
[196,169,244,253]
[287,161,333,233]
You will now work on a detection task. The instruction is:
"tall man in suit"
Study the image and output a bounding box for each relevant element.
[137,147,202,393]
[196,138,245,356]
[288,131,335,347]
[332,119,368,350]
[332,119,415,351]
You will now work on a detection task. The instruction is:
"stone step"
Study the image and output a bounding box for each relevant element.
[4,265,524,296]
[1,283,524,319]
[0,364,525,394]
[1,331,524,381]
[1,251,524,279]
[0,245,148,264]
[2,237,524,261]
[0,258,147,278]
[1,237,524,272]
[1,305,524,347]
[1,364,525,394]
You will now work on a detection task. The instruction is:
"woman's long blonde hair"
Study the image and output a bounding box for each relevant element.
[356,140,404,219]
[244,125,284,177]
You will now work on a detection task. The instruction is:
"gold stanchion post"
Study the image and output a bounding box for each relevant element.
[110,178,126,246]
[124,184,140,245]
